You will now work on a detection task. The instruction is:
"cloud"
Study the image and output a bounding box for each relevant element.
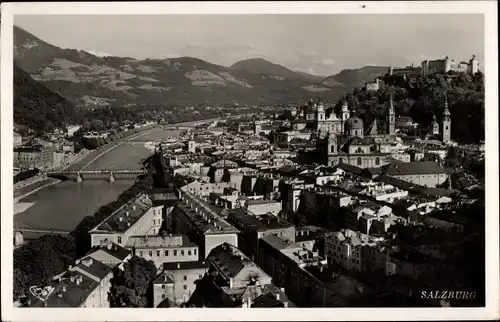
[85,49,113,57]
[319,58,336,66]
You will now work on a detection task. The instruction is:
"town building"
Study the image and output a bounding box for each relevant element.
[343,203,404,234]
[24,257,113,308]
[208,159,238,183]
[13,145,55,169]
[188,243,294,308]
[279,179,315,213]
[14,131,23,147]
[228,208,296,259]
[153,261,210,307]
[323,229,386,272]
[380,161,452,188]
[126,234,199,269]
[173,191,239,259]
[355,181,409,203]
[244,199,282,216]
[85,239,132,269]
[89,194,164,248]
[180,180,231,196]
[257,233,357,307]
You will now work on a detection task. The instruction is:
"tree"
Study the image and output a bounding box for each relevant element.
[109,256,157,307]
[14,235,76,300]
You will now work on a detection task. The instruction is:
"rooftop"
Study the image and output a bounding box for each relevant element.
[207,243,267,281]
[382,161,452,176]
[246,199,281,206]
[25,273,99,307]
[229,209,294,232]
[177,192,240,235]
[162,260,210,272]
[90,193,155,234]
[125,234,196,249]
[305,266,373,300]
[25,256,112,308]
[73,256,113,281]
[85,240,131,263]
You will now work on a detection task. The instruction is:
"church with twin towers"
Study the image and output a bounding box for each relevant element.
[305,94,452,168]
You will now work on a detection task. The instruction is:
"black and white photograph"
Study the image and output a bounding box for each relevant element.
[1,2,498,321]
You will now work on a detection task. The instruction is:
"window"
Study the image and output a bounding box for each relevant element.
[165,250,169,256]
[162,294,166,299]
[338,158,343,164]
[183,275,187,281]
[139,251,143,257]
[330,145,335,153]
[375,157,380,166]
[149,251,153,257]
[153,220,156,225]
[194,249,197,256]
[183,285,187,290]
[162,285,165,289]
[181,250,185,256]
[174,250,178,256]
[117,237,122,244]
[199,274,203,279]
[188,250,192,256]
[157,250,160,257]
[357,157,362,166]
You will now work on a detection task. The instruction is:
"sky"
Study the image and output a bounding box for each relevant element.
[14,14,484,76]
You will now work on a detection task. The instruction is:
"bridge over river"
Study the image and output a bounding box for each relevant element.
[47,169,148,182]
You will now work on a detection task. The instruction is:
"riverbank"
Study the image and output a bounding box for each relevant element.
[14,178,60,215]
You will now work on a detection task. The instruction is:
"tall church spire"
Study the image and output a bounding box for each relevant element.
[388,92,395,135]
[442,97,452,143]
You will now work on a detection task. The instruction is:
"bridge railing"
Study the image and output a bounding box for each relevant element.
[47,169,147,175]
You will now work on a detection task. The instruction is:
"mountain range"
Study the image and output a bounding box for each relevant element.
[14,26,389,108]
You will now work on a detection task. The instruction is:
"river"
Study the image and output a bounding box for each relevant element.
[14,180,136,240]
[14,126,186,241]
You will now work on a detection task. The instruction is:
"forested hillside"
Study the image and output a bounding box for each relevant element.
[331,71,485,143]
[14,63,78,135]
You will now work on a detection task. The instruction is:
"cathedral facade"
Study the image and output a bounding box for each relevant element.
[292,99,350,135]
[315,95,399,168]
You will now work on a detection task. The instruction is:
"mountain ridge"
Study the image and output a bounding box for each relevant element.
[14,26,389,107]
[14,62,78,134]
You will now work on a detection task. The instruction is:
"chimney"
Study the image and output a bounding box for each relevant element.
[276,293,280,301]
[70,275,76,283]
[82,257,93,267]
[62,286,67,292]
[57,293,63,298]
[75,276,81,285]
[284,301,289,308]
[118,217,123,222]
[106,242,112,250]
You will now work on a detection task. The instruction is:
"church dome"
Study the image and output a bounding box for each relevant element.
[345,116,364,130]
